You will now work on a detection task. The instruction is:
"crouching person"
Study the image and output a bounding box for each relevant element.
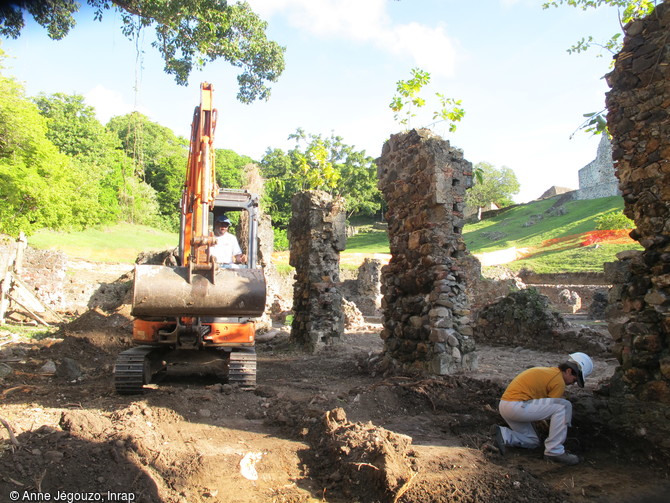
[492,352,593,465]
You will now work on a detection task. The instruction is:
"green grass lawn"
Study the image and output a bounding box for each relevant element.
[462,196,642,273]
[29,223,177,263]
[463,196,626,251]
[24,196,642,273]
[344,231,390,254]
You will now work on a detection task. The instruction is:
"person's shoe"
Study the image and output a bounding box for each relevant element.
[544,452,579,465]
[490,425,506,456]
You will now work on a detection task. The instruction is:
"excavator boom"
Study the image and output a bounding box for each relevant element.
[181,82,218,268]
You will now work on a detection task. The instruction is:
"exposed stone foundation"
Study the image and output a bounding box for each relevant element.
[376,129,477,374]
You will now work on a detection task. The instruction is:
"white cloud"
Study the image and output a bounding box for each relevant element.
[247,0,458,77]
[84,85,149,124]
[381,22,457,77]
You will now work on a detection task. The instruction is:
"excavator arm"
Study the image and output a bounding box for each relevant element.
[181,82,218,270]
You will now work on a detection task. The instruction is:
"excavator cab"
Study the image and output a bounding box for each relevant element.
[113,84,266,394]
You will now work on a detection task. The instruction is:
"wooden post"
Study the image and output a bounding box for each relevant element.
[0,267,11,325]
[0,233,57,326]
[14,232,27,274]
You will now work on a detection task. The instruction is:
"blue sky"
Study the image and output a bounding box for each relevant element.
[2,0,622,202]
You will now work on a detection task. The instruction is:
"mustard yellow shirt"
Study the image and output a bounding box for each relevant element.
[501,367,565,401]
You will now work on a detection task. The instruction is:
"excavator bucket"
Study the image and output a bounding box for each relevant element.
[131,264,266,318]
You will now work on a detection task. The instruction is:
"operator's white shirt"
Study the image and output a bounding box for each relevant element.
[211,232,242,264]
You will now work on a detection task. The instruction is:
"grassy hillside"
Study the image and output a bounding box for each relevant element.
[29,223,178,263]
[463,195,641,273]
[25,196,642,273]
[345,195,641,273]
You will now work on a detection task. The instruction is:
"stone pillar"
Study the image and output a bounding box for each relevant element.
[289,190,346,351]
[256,213,282,330]
[604,1,670,404]
[376,129,477,374]
[356,258,383,317]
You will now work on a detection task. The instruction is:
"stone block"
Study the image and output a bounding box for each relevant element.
[431,353,458,375]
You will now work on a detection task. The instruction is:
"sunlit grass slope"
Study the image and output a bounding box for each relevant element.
[463,196,642,273]
[30,223,178,263]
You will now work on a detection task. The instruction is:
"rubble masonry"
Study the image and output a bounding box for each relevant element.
[288,190,346,351]
[605,0,670,404]
[376,129,477,374]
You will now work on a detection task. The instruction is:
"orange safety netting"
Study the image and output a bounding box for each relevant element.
[542,229,635,249]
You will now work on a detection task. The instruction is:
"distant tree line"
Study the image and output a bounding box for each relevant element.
[0,47,382,237]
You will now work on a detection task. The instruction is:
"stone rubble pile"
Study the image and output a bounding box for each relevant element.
[473,289,610,356]
[376,129,476,374]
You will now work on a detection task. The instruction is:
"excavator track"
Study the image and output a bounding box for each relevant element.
[114,346,156,395]
[228,348,256,389]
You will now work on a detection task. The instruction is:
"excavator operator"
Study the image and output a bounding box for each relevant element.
[211,214,247,266]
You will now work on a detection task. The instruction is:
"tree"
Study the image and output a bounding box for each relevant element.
[106,112,188,226]
[33,92,129,224]
[465,162,520,219]
[215,148,254,189]
[0,0,286,102]
[0,53,103,234]
[107,112,187,176]
[260,130,381,227]
[33,93,118,160]
[260,147,296,228]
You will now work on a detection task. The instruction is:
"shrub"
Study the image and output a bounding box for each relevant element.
[274,227,289,251]
[595,211,634,230]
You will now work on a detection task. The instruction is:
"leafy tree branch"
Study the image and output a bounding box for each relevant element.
[0,0,285,102]
[261,129,381,227]
[389,67,465,133]
[542,0,659,137]
[542,0,657,57]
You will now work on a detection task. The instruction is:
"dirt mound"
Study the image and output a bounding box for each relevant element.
[3,422,168,502]
[308,408,415,502]
[62,307,133,339]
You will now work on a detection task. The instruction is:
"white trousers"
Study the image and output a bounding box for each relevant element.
[498,398,572,456]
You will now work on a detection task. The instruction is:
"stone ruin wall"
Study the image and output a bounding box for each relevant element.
[376,129,477,374]
[605,0,670,405]
[288,190,346,351]
[1,236,99,316]
[338,258,384,318]
[574,136,621,200]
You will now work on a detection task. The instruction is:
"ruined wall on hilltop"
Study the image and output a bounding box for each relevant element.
[575,135,621,200]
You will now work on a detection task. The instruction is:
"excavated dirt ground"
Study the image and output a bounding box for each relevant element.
[1,262,670,503]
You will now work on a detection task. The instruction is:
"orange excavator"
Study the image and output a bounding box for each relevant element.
[113,83,266,394]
